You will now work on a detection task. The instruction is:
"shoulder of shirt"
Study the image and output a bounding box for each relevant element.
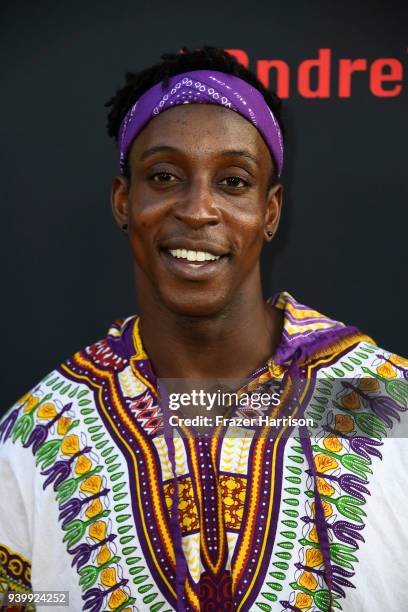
[273,291,407,366]
[0,315,137,435]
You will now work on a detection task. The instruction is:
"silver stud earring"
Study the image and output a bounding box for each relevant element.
[266,230,273,237]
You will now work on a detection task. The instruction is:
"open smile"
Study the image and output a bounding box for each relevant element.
[168,248,221,263]
[159,243,230,281]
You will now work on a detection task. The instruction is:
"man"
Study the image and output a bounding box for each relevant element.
[0,46,407,612]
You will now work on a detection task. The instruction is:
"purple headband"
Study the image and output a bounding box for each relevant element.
[118,69,284,176]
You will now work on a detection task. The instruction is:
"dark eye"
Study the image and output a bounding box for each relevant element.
[220,176,249,188]
[150,172,177,183]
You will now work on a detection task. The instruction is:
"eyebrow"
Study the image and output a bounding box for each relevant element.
[220,149,259,165]
[140,145,259,165]
[140,146,180,160]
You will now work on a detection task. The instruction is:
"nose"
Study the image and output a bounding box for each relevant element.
[173,177,220,229]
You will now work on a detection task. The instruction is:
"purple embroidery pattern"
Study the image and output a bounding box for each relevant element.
[1,296,407,612]
[278,346,407,612]
[2,377,139,611]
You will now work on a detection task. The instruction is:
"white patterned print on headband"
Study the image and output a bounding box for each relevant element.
[152,77,234,115]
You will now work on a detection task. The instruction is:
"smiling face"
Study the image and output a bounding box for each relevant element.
[111,104,282,317]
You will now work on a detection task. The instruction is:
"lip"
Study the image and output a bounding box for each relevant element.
[160,249,229,281]
[160,238,230,257]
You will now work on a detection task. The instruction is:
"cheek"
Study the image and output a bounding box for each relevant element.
[127,205,160,271]
[130,200,164,229]
[229,210,266,255]
[128,188,172,242]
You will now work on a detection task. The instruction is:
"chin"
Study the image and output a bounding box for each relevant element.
[159,286,231,319]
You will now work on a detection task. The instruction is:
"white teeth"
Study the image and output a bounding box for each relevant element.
[168,249,221,262]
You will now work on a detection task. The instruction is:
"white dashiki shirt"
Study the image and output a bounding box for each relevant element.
[0,291,407,612]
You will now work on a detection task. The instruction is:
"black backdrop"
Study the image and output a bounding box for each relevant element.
[1,0,406,415]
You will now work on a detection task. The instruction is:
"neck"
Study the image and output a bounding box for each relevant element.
[135,277,283,380]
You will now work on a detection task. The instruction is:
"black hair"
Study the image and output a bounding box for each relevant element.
[105,45,284,184]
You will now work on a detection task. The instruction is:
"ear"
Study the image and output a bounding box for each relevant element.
[111,175,130,230]
[263,182,283,241]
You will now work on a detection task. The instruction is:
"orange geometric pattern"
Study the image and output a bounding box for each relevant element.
[163,476,200,534]
[219,474,247,530]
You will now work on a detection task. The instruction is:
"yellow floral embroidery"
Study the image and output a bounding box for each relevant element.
[37,402,57,420]
[89,520,107,541]
[323,435,342,453]
[316,477,335,497]
[359,378,380,392]
[108,589,127,609]
[85,498,103,519]
[341,392,360,410]
[57,416,72,435]
[299,570,318,590]
[75,455,92,475]
[314,454,338,473]
[390,354,408,367]
[377,362,397,379]
[23,396,39,414]
[295,592,314,609]
[335,414,354,433]
[305,547,323,568]
[308,526,319,543]
[312,500,332,518]
[80,475,102,494]
[97,544,111,565]
[101,566,117,587]
[61,435,80,455]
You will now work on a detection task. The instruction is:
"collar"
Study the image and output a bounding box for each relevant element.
[108,290,375,377]
[269,291,374,365]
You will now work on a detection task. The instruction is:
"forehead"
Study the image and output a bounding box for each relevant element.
[129,104,272,165]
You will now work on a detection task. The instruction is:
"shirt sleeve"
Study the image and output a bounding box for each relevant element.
[0,392,36,610]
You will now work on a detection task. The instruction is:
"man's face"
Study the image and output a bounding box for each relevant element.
[112,104,282,317]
